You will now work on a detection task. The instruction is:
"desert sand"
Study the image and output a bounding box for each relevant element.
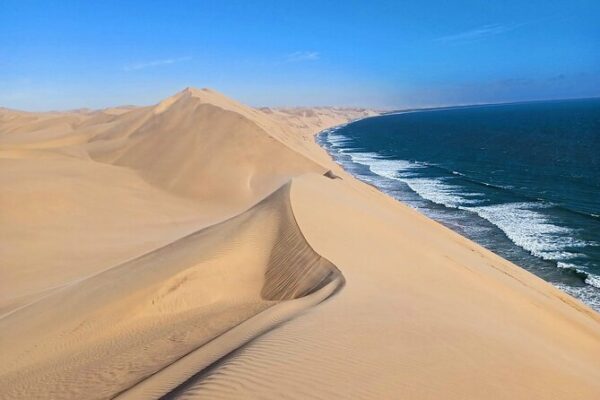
[1,88,599,399]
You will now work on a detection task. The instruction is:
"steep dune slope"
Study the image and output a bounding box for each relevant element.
[0,183,342,399]
[170,174,600,400]
[0,88,334,314]
[96,88,325,207]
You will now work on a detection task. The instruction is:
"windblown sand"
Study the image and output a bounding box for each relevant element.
[1,88,599,399]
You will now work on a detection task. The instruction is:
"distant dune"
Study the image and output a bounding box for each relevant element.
[1,88,599,399]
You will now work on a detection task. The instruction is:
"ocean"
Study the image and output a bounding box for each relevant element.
[318,98,600,311]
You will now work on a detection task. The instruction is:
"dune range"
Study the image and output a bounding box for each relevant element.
[1,88,600,399]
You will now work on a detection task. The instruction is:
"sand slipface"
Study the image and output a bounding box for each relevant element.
[1,88,600,399]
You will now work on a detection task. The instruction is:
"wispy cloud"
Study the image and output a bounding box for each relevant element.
[123,56,192,71]
[284,51,320,63]
[435,23,522,44]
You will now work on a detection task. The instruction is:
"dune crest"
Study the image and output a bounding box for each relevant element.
[0,182,343,399]
[99,87,325,206]
[0,88,359,313]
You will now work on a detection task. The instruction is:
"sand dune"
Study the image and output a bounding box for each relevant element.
[0,88,346,313]
[1,88,599,399]
[100,88,325,206]
[170,174,600,399]
[0,182,342,399]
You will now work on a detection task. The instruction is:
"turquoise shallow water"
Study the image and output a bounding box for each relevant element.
[318,98,600,311]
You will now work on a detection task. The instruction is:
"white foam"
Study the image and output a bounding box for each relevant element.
[557,262,600,289]
[342,151,488,209]
[336,148,600,310]
[553,283,600,312]
[345,152,422,180]
[468,203,589,261]
[402,178,482,208]
[557,262,584,271]
[339,147,600,297]
[326,131,351,148]
[346,152,593,265]
[587,274,600,289]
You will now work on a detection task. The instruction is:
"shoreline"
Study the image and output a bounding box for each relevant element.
[315,112,600,313]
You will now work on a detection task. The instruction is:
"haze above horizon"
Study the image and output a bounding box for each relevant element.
[1,0,599,111]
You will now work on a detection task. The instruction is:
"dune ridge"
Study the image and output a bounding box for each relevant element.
[0,181,343,399]
[1,88,600,399]
[0,88,355,313]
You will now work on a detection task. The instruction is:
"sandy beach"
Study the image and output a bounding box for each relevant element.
[1,87,600,399]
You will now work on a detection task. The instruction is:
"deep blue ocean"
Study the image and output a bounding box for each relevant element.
[318,98,600,311]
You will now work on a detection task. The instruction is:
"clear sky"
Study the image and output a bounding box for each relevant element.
[1,0,599,110]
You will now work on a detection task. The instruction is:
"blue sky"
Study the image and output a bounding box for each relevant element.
[1,0,599,110]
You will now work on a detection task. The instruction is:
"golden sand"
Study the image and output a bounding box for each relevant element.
[1,88,599,399]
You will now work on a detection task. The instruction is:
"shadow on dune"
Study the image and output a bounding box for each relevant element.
[0,180,344,400]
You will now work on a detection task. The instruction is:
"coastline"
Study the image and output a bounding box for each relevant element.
[316,107,600,313]
[168,115,600,398]
[2,89,600,399]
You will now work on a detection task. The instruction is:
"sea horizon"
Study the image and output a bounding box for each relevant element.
[382,95,600,116]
